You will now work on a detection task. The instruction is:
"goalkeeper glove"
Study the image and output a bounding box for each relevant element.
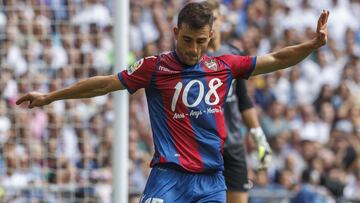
[250,127,272,170]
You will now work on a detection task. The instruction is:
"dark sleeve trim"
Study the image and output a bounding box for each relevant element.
[117,72,136,94]
[242,56,257,80]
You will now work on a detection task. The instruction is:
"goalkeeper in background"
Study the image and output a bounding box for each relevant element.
[206,1,272,203]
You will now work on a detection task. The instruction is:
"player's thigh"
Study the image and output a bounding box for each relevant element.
[141,167,226,203]
[195,189,226,203]
[192,171,226,203]
[140,167,191,203]
[223,144,250,192]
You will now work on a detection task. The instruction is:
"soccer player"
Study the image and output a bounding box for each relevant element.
[16,2,329,202]
[206,1,272,203]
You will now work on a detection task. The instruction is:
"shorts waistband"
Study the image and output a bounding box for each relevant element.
[154,163,221,175]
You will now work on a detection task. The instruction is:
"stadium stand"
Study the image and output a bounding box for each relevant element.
[0,0,359,202]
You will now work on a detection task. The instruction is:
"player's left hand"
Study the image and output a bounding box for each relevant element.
[314,9,330,48]
[250,127,272,170]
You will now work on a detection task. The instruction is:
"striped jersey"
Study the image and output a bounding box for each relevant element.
[118,51,256,173]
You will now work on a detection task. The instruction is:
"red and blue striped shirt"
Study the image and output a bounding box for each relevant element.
[118,51,256,173]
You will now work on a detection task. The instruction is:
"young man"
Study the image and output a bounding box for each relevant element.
[16,2,329,202]
[206,1,272,203]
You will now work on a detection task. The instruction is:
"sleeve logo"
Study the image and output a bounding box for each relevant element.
[127,58,144,75]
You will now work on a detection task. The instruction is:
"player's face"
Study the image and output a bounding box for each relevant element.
[174,23,213,66]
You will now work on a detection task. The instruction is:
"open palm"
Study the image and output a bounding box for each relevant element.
[315,10,330,47]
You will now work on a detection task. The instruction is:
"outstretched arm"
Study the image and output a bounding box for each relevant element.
[252,10,329,76]
[16,75,124,108]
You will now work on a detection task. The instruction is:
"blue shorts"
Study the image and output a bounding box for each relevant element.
[140,165,226,203]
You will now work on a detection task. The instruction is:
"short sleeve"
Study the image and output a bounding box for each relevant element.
[117,56,158,94]
[218,55,256,79]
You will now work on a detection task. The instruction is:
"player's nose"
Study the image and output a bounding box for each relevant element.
[188,42,198,53]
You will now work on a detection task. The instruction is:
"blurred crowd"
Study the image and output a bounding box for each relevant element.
[0,0,360,202]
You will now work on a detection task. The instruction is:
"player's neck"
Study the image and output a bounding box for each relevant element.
[174,48,200,66]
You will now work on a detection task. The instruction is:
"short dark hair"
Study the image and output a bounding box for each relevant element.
[177,2,214,29]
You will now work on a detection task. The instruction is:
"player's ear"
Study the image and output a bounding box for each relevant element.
[209,29,214,39]
[173,27,179,40]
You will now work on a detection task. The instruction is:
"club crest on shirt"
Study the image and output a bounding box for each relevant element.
[204,59,218,71]
[128,58,144,75]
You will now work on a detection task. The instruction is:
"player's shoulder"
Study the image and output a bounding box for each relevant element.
[130,51,184,74]
[203,54,227,61]
[214,54,252,62]
[142,55,159,63]
[157,51,186,72]
[210,54,236,64]
[158,51,178,63]
[127,55,159,75]
[131,53,166,68]
[141,51,178,64]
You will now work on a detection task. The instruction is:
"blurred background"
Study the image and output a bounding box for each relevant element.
[0,0,360,202]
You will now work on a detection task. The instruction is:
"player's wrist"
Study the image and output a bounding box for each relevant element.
[309,38,323,50]
[43,93,53,105]
[250,127,266,144]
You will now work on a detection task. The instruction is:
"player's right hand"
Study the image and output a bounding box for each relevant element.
[16,92,50,108]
